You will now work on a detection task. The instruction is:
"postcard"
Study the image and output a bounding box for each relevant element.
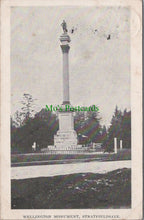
[0,0,142,219]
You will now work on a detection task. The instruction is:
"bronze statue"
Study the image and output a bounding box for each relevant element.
[61,20,68,33]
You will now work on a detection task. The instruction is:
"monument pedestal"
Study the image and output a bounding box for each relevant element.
[54,112,78,150]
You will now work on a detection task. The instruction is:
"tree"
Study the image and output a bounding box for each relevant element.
[21,93,36,124]
[74,105,102,144]
[74,111,85,134]
[120,109,131,148]
[84,106,102,143]
[11,108,59,153]
[12,110,24,127]
[103,106,131,152]
[100,125,107,145]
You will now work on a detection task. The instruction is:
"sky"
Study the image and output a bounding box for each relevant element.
[11,6,130,127]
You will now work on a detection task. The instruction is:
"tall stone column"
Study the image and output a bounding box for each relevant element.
[61,44,70,104]
[59,22,71,105]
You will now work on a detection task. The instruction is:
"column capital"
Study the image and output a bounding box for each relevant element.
[60,33,71,43]
[61,44,70,53]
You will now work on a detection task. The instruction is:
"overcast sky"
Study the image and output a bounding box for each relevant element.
[11,6,130,127]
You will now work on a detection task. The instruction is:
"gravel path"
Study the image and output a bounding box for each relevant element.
[11,160,131,179]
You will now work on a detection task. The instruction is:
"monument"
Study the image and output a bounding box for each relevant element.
[53,20,80,153]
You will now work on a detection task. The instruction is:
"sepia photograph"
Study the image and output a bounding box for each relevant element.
[0,0,142,219]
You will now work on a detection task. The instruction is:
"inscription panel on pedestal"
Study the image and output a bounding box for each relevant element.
[59,112,73,131]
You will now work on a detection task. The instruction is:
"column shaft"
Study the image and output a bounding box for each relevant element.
[63,52,69,103]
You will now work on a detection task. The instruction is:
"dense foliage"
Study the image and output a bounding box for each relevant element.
[103,106,131,152]
[74,108,102,144]
[11,94,131,154]
[11,109,58,153]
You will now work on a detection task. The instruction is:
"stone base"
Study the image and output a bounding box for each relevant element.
[54,130,78,150]
[54,111,78,150]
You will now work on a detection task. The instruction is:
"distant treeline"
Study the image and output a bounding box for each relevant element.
[11,94,131,154]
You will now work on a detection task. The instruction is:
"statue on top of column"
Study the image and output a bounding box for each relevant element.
[61,20,68,33]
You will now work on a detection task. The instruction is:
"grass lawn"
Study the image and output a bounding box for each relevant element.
[11,168,131,209]
[11,149,131,166]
